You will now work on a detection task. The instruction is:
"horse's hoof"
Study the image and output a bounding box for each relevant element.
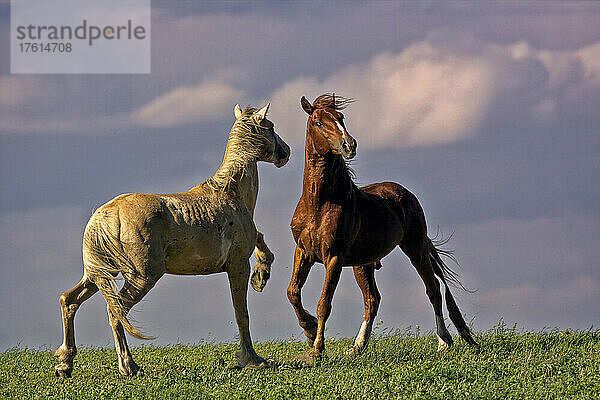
[119,362,143,377]
[234,350,271,370]
[437,334,452,352]
[296,350,321,366]
[345,345,361,357]
[245,356,271,370]
[53,345,76,362]
[250,266,270,292]
[54,363,72,379]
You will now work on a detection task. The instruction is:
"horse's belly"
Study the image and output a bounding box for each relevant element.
[343,212,403,266]
[342,238,399,266]
[164,232,232,275]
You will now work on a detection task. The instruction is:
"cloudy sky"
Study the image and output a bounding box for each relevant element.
[1,1,599,351]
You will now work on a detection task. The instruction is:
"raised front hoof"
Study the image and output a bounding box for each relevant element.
[54,363,72,379]
[250,266,270,292]
[437,334,453,352]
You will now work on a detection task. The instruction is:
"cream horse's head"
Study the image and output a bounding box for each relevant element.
[234,103,290,168]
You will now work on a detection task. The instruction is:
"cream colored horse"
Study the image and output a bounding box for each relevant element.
[54,104,290,378]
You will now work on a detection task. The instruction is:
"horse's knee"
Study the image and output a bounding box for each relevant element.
[59,293,67,307]
[59,293,80,318]
[59,292,74,309]
[287,286,301,306]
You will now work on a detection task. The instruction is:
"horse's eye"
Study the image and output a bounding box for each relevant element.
[315,121,323,127]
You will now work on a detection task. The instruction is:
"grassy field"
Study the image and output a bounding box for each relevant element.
[1,323,599,399]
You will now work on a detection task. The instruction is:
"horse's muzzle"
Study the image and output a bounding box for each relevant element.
[274,141,291,167]
[341,135,357,160]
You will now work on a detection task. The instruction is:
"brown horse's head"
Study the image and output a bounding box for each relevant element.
[300,93,357,159]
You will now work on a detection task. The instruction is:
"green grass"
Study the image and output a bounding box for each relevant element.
[1,324,599,399]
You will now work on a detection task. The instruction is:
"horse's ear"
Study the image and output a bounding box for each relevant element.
[254,103,270,120]
[234,104,243,119]
[301,96,314,115]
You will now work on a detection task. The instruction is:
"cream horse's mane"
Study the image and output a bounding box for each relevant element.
[207,106,267,191]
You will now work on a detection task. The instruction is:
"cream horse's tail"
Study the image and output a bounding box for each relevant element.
[82,212,153,340]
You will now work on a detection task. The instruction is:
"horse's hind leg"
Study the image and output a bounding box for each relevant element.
[401,240,453,351]
[107,274,161,377]
[54,275,98,378]
[346,263,380,356]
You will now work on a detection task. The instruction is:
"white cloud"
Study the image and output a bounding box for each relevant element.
[577,41,600,84]
[268,43,496,149]
[0,72,246,133]
[267,36,600,150]
[131,74,245,128]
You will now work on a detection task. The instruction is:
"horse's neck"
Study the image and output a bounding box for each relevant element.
[235,162,259,214]
[192,129,259,213]
[302,135,354,207]
[213,154,259,212]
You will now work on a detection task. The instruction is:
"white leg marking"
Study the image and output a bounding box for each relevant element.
[354,320,373,348]
[437,334,449,352]
[435,315,452,351]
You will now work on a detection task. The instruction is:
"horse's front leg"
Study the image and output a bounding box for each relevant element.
[227,260,268,369]
[250,231,274,292]
[310,254,343,359]
[287,246,317,346]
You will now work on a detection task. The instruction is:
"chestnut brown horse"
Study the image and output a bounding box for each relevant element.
[288,94,477,360]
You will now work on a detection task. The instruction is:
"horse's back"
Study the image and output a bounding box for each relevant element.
[360,181,427,246]
[359,181,408,203]
[85,190,256,276]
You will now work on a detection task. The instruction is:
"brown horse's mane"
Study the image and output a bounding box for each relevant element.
[311,93,354,111]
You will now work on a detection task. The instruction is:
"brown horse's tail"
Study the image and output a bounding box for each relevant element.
[82,213,154,340]
[428,238,478,346]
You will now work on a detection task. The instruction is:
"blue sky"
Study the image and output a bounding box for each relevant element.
[1,1,599,350]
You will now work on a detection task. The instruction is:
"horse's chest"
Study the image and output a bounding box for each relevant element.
[293,204,352,259]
